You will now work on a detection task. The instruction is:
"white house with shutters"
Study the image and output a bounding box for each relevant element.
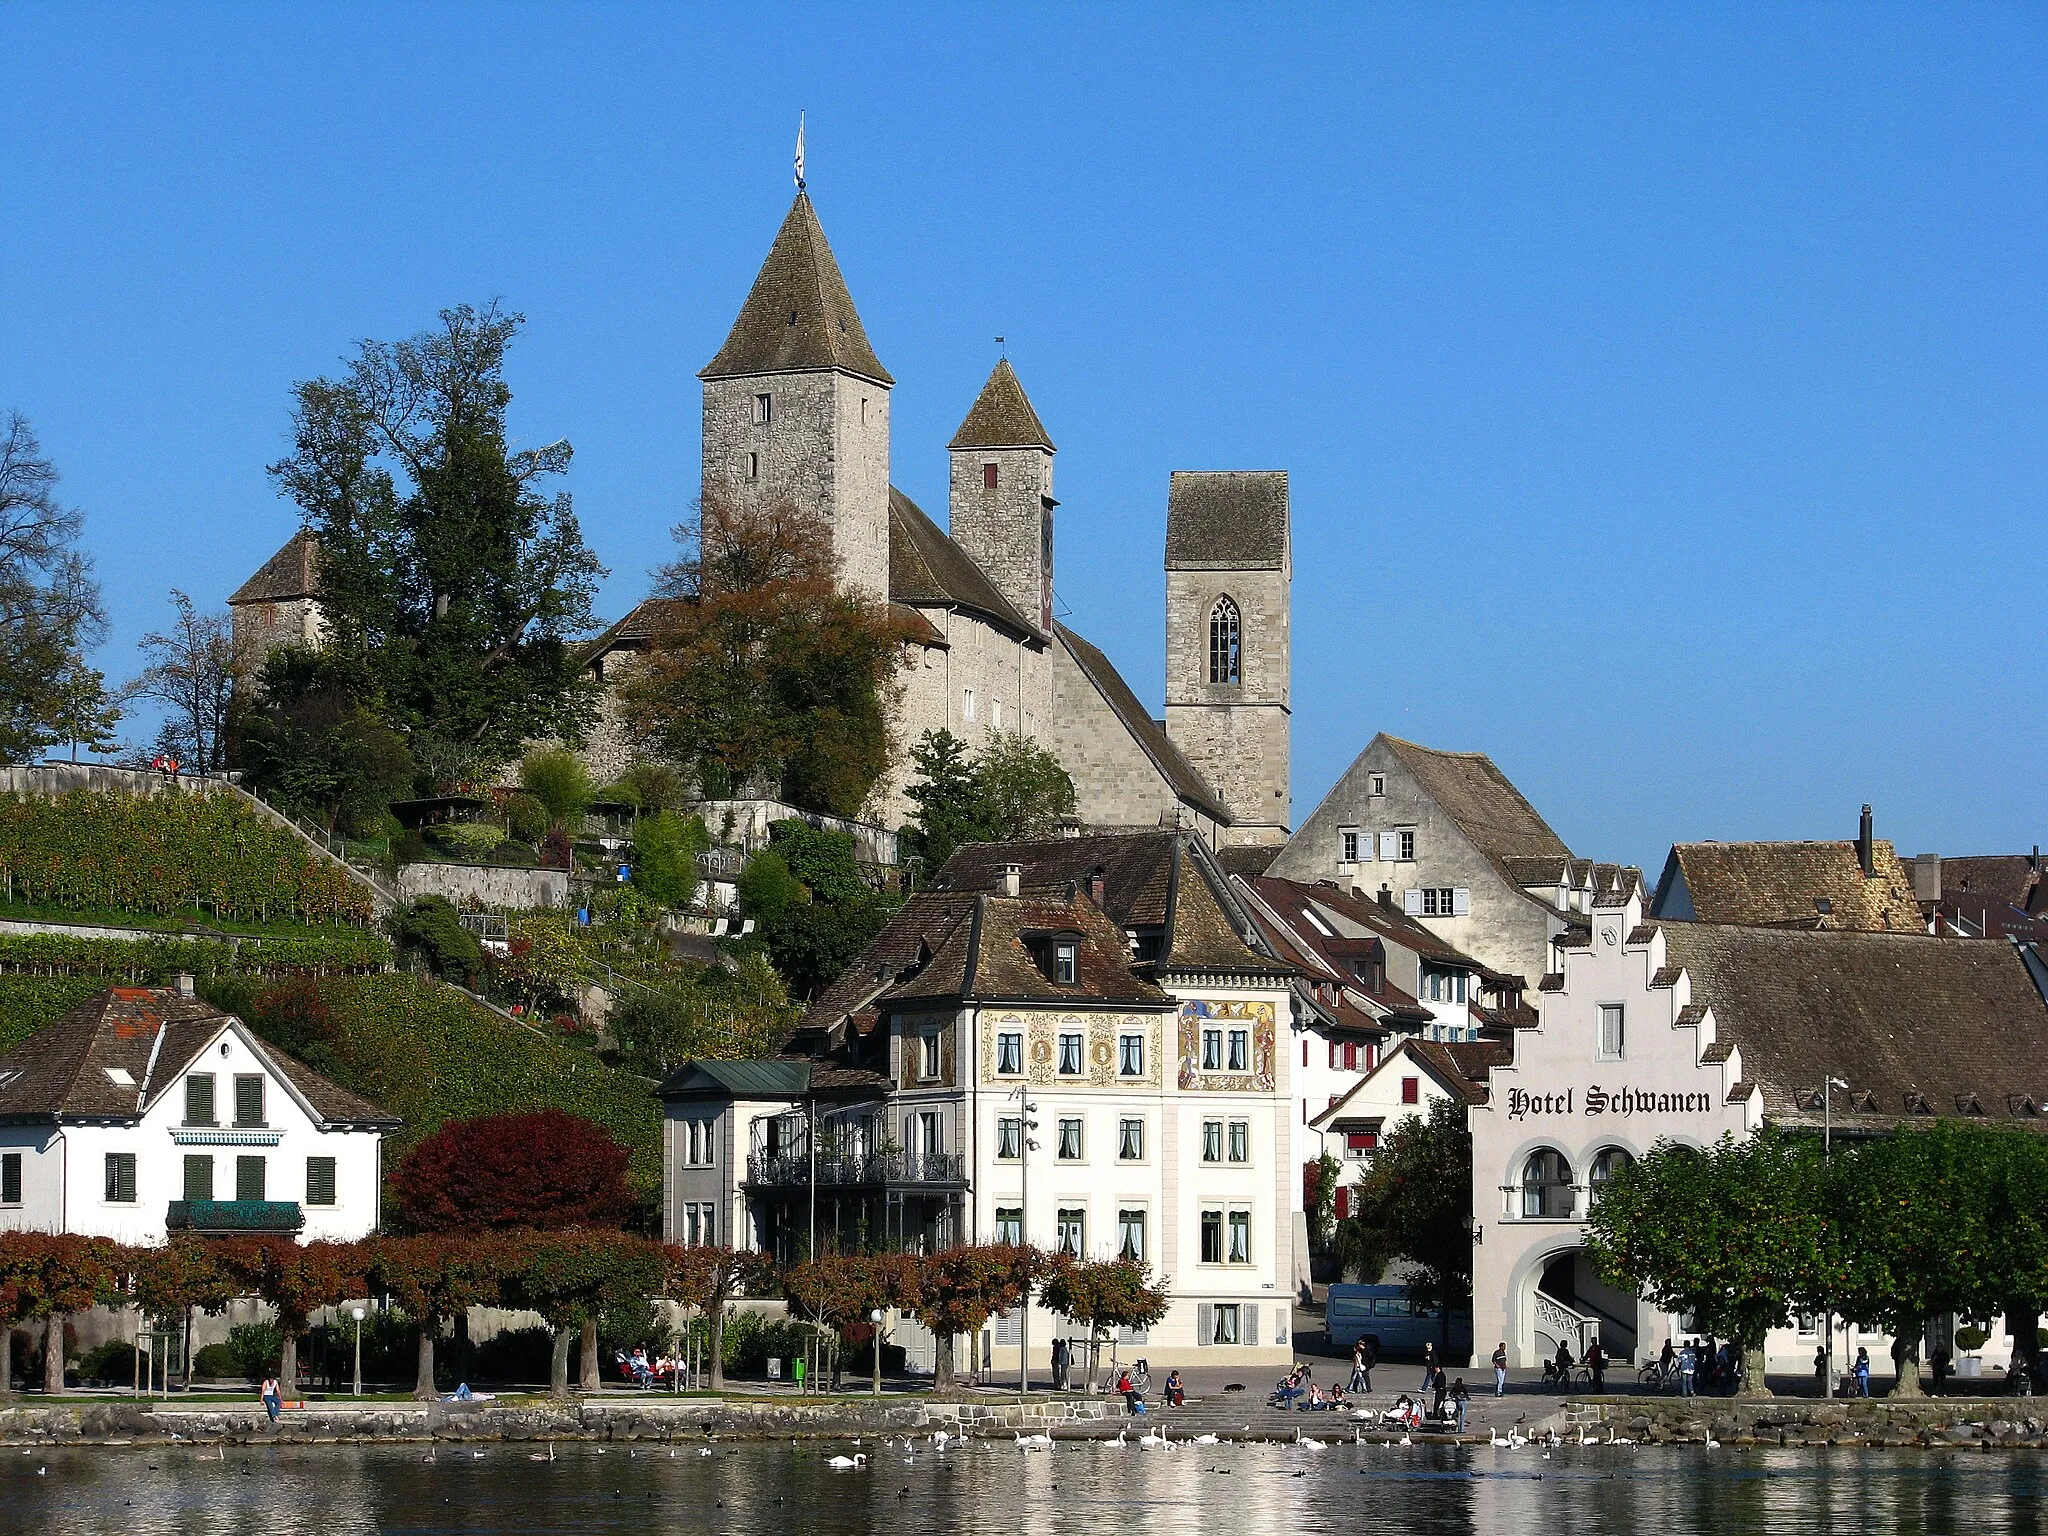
[0,982,396,1245]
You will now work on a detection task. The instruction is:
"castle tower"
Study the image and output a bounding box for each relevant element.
[699,192,894,600]
[1164,472,1291,846]
[947,359,1056,633]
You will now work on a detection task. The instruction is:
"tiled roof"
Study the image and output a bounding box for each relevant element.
[1245,877,1476,966]
[1940,855,2045,914]
[1214,845,1281,879]
[1164,472,1288,569]
[1656,840,1922,932]
[1053,623,1230,825]
[575,597,691,665]
[655,1058,889,1101]
[889,488,1041,639]
[699,193,892,385]
[1381,737,1572,865]
[948,360,1055,451]
[228,530,320,606]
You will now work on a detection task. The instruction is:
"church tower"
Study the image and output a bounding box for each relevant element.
[699,192,894,600]
[947,359,1055,633]
[1164,472,1291,846]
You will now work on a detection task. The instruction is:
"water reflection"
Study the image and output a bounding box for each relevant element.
[0,1440,2042,1535]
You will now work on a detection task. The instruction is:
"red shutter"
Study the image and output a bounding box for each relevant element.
[1335,1188,1351,1220]
[1401,1076,1420,1105]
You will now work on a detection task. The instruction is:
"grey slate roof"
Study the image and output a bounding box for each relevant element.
[655,1058,890,1101]
[228,530,320,606]
[1053,622,1231,825]
[948,360,1055,451]
[889,488,1042,640]
[1164,472,1288,569]
[699,193,893,386]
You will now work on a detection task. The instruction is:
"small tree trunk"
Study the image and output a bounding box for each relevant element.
[1735,1335,1772,1397]
[43,1314,64,1395]
[932,1331,955,1395]
[279,1327,299,1396]
[0,1327,14,1398]
[414,1325,436,1401]
[708,1307,725,1392]
[579,1317,600,1393]
[1891,1329,1924,1398]
[550,1328,573,1398]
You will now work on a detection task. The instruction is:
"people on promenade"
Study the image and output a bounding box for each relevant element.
[1273,1365,1308,1408]
[1583,1340,1606,1394]
[1492,1341,1508,1397]
[1553,1339,1575,1392]
[1678,1340,1696,1398]
[1854,1347,1872,1397]
[1350,1339,1370,1393]
[1421,1340,1437,1390]
[1429,1364,1449,1421]
[1163,1369,1185,1408]
[261,1376,282,1423]
[1815,1345,1828,1392]
[1449,1377,1470,1435]
[1050,1337,1067,1391]
[1659,1338,1677,1385]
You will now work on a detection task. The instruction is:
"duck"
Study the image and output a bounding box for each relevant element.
[826,1453,867,1470]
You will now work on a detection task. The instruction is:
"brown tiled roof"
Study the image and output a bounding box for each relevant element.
[948,360,1055,451]
[1656,840,1922,931]
[1659,922,2048,1125]
[1649,965,1682,988]
[1053,623,1230,825]
[575,597,692,666]
[699,193,892,385]
[1412,1038,1512,1104]
[1214,845,1280,879]
[1941,855,2045,913]
[1245,877,1477,967]
[1164,472,1288,569]
[889,488,1042,639]
[228,530,320,606]
[1538,974,1564,992]
[0,986,395,1126]
[1381,737,1572,865]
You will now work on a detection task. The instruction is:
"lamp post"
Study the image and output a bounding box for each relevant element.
[1822,1077,1848,1399]
[1010,1084,1038,1394]
[870,1308,884,1398]
[351,1306,366,1397]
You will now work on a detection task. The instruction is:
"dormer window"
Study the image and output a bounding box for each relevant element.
[1054,942,1078,985]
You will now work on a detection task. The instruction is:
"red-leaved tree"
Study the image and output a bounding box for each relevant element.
[0,1234,125,1394]
[393,1111,632,1232]
[504,1229,666,1395]
[666,1244,775,1392]
[901,1244,1046,1394]
[220,1239,364,1391]
[365,1234,508,1399]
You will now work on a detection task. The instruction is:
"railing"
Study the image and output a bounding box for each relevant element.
[1532,1289,1599,1355]
[746,1150,967,1188]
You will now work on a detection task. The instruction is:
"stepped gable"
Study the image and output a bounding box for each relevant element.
[700,192,892,386]
[947,359,1055,451]
[1053,624,1230,826]
[1164,471,1287,569]
[887,487,1041,640]
[228,529,319,605]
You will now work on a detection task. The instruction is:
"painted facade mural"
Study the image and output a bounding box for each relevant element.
[1176,999,1277,1092]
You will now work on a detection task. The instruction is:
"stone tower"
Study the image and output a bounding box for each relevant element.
[1163,472,1291,846]
[699,192,894,600]
[946,359,1056,633]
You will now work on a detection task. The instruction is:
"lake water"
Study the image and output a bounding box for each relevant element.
[3,1438,2044,1534]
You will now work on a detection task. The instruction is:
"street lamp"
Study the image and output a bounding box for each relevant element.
[1010,1084,1038,1394]
[351,1306,366,1397]
[1822,1077,1848,1398]
[870,1307,885,1398]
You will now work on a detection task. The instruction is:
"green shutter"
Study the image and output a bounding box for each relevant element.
[185,1074,215,1126]
[183,1155,214,1201]
[105,1153,135,1203]
[305,1157,336,1207]
[235,1155,266,1202]
[1,1153,18,1205]
[234,1075,265,1127]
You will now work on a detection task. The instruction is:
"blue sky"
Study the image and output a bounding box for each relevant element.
[4,4,2042,870]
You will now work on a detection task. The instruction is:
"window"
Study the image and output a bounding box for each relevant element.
[1056,1207,1085,1257]
[1227,1119,1250,1164]
[104,1152,137,1204]
[234,1074,265,1128]
[1598,1004,1625,1061]
[983,461,999,490]
[183,1154,214,1201]
[685,1119,715,1168]
[1118,1207,1146,1262]
[962,686,976,723]
[1056,1116,1082,1160]
[1226,1028,1249,1072]
[1200,1027,1223,1071]
[919,1031,942,1080]
[1340,828,1360,863]
[1053,944,1078,986]
[1228,1209,1251,1264]
[1201,1120,1224,1163]
[752,392,771,425]
[1208,596,1241,685]
[1344,1130,1379,1160]
[1369,774,1386,797]
[1424,967,1469,1003]
[1118,1033,1144,1076]
[918,1111,943,1157]
[306,1156,337,1207]
[236,1156,267,1202]
[1588,1147,1633,1205]
[994,1207,1022,1245]
[1401,1076,1419,1105]
[1421,887,1456,917]
[990,697,1003,730]
[996,1117,1022,1160]
[1118,1117,1144,1161]
[184,1074,216,1126]
[0,1152,17,1205]
[1521,1149,1575,1219]
[683,1202,717,1246]
[1211,1302,1240,1344]
[1200,1208,1224,1263]
[996,1031,1023,1075]
[1398,829,1416,861]
[745,451,758,481]
[1057,1032,1082,1074]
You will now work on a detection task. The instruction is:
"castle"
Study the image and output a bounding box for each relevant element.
[233,190,1293,848]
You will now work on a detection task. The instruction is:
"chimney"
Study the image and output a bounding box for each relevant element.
[997,863,1022,898]
[1907,853,1942,904]
[1087,865,1106,907]
[1377,884,1394,912]
[1857,805,1874,878]
[173,972,195,998]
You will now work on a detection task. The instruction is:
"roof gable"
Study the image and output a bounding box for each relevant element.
[889,488,1042,639]
[699,193,892,386]
[228,530,320,606]
[1381,736,1571,865]
[948,360,1055,451]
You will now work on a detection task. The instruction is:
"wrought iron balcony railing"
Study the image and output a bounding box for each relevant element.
[745,1150,966,1188]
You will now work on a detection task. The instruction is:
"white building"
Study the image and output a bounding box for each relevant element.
[0,981,396,1244]
[1311,1036,1508,1216]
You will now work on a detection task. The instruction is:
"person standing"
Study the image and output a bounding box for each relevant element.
[1421,1340,1436,1390]
[1854,1347,1872,1398]
[1450,1377,1470,1436]
[1678,1340,1696,1398]
[1584,1340,1606,1394]
[1050,1337,1066,1392]
[1491,1341,1508,1398]
[1430,1364,1448,1422]
[1659,1337,1677,1387]
[1350,1338,1369,1393]
[1553,1338,1575,1392]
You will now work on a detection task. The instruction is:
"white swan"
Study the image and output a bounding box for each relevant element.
[1191,1432,1219,1446]
[1704,1433,1720,1450]
[527,1443,555,1463]
[1490,1428,1509,1447]
[827,1453,867,1469]
[1296,1429,1327,1450]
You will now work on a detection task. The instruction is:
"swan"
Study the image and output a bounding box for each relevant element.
[1190,1432,1219,1446]
[1606,1427,1635,1447]
[1296,1429,1327,1450]
[827,1453,867,1469]
[1490,1428,1509,1448]
[1138,1427,1165,1449]
[1397,1432,1411,1447]
[1704,1433,1720,1450]
[1110,1427,1128,1447]
[527,1443,555,1463]
[1577,1426,1591,1445]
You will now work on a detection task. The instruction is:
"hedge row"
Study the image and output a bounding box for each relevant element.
[0,930,392,979]
[0,791,373,927]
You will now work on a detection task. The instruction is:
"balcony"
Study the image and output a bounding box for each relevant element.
[166,1200,305,1235]
[745,1150,967,1189]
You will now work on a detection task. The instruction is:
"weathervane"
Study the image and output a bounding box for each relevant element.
[794,112,806,192]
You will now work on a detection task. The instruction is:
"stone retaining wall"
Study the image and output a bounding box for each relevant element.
[1570,1394,2048,1448]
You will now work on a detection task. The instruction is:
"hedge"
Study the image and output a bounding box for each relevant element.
[0,790,373,927]
[0,931,391,979]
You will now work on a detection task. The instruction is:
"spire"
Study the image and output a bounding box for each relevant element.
[948,358,1055,451]
[700,193,892,386]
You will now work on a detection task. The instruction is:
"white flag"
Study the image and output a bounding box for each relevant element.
[794,112,806,190]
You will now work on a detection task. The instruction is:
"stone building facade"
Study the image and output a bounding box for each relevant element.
[226,530,323,671]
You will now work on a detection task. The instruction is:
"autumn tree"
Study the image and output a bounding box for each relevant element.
[220,1239,364,1392]
[624,495,906,818]
[0,1233,123,1394]
[505,1229,665,1394]
[784,1253,917,1387]
[666,1244,775,1391]
[132,1238,239,1389]
[899,1244,1045,1395]
[366,1233,507,1399]
[393,1110,631,1233]
[133,590,245,772]
[1341,1097,1475,1358]
[0,413,108,762]
[1040,1256,1170,1393]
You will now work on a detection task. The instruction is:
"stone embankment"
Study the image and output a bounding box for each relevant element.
[0,1395,1112,1447]
[1567,1394,2048,1448]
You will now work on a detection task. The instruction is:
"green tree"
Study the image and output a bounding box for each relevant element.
[665,1244,776,1392]
[1342,1099,1474,1360]
[1041,1256,1170,1392]
[238,663,416,835]
[266,302,605,782]
[519,748,592,831]
[739,820,897,1000]
[43,661,125,762]
[900,729,999,878]
[607,761,686,814]
[0,414,107,763]
[976,729,1077,839]
[385,895,484,985]
[630,810,707,907]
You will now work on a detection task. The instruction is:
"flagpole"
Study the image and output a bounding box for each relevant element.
[795,112,806,192]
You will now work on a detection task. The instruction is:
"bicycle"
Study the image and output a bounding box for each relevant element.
[1637,1359,1677,1393]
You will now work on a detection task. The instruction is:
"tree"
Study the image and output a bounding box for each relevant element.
[1040,1256,1169,1392]
[505,1229,665,1394]
[898,1244,1045,1394]
[132,1237,238,1389]
[1586,1131,1827,1396]
[393,1110,632,1233]
[1303,1150,1342,1253]
[238,656,415,834]
[608,960,795,1079]
[133,590,244,772]
[1342,1098,1475,1359]
[0,413,107,762]
[267,302,605,783]
[740,820,897,1000]
[785,1254,894,1388]
[630,810,707,908]
[666,1244,775,1391]
[43,661,125,762]
[385,895,485,986]
[607,761,685,814]
[365,1233,506,1398]
[899,729,999,878]
[0,1233,122,1394]
[498,911,593,1011]
[623,495,906,818]
[1977,1129,2048,1393]
[219,1238,362,1391]
[519,747,591,831]
[976,730,1076,840]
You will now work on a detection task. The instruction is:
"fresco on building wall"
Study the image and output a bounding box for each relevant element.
[978,1012,1164,1088]
[1176,999,1277,1092]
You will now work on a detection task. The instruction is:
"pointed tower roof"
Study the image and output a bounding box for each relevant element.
[948,358,1055,451]
[700,193,892,386]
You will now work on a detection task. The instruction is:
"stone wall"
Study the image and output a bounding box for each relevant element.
[1568,1394,2048,1448]
[882,614,1056,834]
[947,445,1054,634]
[1051,639,1216,842]
[1164,555,1290,846]
[395,863,569,911]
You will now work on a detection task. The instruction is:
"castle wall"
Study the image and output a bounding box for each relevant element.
[1164,564,1290,846]
[947,447,1054,634]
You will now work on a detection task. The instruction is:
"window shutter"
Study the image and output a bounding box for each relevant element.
[306,1156,337,1207]
[185,1075,213,1125]
[1452,887,1471,916]
[1403,889,1423,915]
[1378,832,1398,861]
[1275,1308,1289,1346]
[1196,1303,1213,1345]
[235,1155,266,1202]
[183,1155,213,1201]
[234,1075,265,1127]
[1,1152,19,1205]
[1244,1305,1259,1345]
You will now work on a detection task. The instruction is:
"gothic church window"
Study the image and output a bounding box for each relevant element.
[1208,596,1242,685]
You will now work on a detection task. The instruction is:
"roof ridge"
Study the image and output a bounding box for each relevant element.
[948,359,1055,451]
